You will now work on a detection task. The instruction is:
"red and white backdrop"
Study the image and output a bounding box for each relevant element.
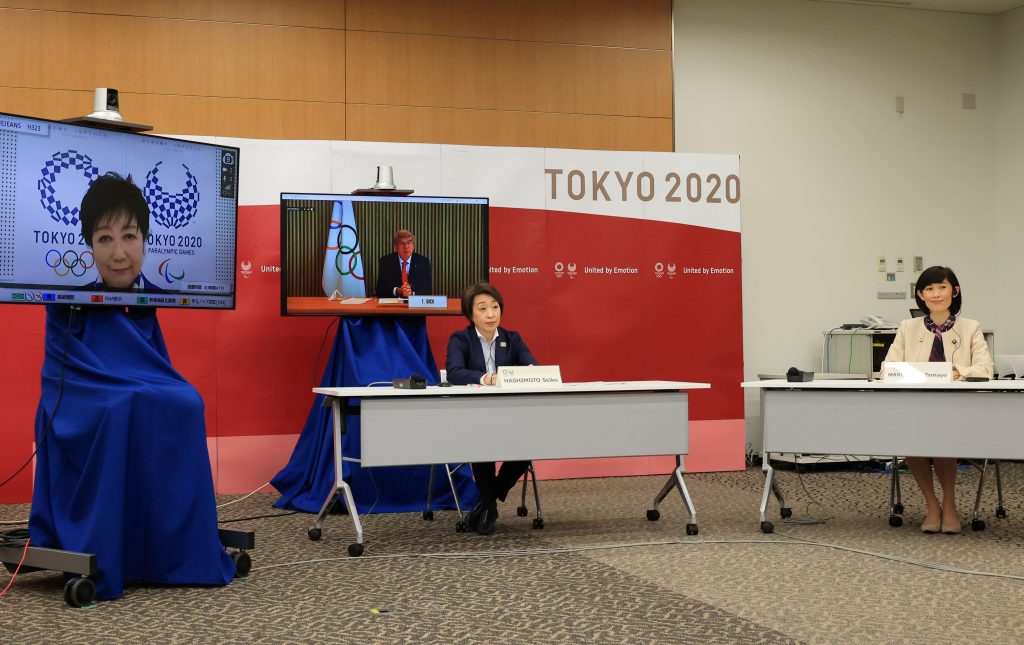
[0,139,743,503]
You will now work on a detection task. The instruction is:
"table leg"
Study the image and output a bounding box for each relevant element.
[646,455,698,535]
[308,397,364,556]
[759,456,776,533]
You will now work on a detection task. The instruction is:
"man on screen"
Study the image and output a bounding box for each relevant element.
[375,229,432,298]
[80,172,161,291]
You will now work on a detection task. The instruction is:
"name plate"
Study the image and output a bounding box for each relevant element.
[495,365,563,388]
[882,361,953,384]
[408,295,448,308]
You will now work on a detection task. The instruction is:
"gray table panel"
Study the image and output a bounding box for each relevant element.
[763,389,1024,459]
[360,392,688,467]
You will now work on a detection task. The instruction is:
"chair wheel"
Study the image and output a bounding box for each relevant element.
[533,518,544,529]
[231,550,252,578]
[685,523,698,536]
[422,510,434,521]
[516,506,528,517]
[348,543,364,557]
[63,577,96,608]
[760,521,774,534]
[646,509,661,521]
[779,507,792,519]
[455,521,467,533]
[308,527,322,541]
[893,503,904,514]
[888,515,903,527]
[971,519,986,531]
[996,507,1007,519]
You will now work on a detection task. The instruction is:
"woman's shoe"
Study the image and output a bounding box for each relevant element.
[941,512,961,535]
[920,516,941,534]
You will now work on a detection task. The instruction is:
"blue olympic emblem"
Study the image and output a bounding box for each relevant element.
[37,150,100,226]
[45,248,94,277]
[145,161,200,230]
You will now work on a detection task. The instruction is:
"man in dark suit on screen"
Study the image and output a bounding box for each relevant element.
[375,229,432,298]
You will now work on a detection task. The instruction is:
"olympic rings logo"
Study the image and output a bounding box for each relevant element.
[45,248,94,277]
[327,220,364,281]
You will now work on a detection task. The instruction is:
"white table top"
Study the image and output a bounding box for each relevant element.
[314,380,710,398]
[742,379,1024,391]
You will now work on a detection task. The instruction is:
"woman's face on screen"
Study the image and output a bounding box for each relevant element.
[471,294,502,335]
[917,279,957,316]
[91,210,144,289]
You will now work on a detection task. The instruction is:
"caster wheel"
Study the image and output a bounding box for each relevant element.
[533,518,544,530]
[646,509,661,522]
[685,523,698,536]
[972,519,986,531]
[63,577,96,608]
[232,550,252,578]
[348,543,364,557]
[893,503,904,515]
[760,521,774,534]
[422,510,434,521]
[779,507,792,519]
[996,507,1008,519]
[307,527,322,541]
[516,506,528,517]
[455,521,467,533]
[888,515,903,528]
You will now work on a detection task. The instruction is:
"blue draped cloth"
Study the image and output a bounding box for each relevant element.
[29,306,235,601]
[271,316,478,514]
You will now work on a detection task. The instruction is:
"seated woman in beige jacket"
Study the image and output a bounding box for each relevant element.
[883,266,993,535]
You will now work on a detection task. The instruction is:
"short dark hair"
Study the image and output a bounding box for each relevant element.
[461,282,504,320]
[914,265,962,315]
[80,172,150,246]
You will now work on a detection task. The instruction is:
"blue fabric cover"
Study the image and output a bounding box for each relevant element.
[28,305,235,601]
[272,316,478,514]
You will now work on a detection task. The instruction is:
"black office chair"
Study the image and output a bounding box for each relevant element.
[424,462,544,531]
[887,458,1006,530]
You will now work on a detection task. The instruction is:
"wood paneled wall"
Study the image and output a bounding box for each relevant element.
[0,0,672,150]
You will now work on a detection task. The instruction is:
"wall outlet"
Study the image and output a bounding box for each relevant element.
[896,257,904,272]
[877,256,887,272]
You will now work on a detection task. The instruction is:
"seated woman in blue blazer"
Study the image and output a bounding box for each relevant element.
[883,265,992,535]
[446,282,537,535]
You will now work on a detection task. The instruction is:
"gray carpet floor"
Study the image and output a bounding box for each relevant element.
[2,463,1023,644]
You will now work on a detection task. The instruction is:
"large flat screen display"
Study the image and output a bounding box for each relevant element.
[280,193,488,316]
[0,112,239,309]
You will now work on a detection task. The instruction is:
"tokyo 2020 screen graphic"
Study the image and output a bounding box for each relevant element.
[0,112,239,309]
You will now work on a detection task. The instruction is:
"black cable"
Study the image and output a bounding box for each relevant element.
[218,511,298,524]
[311,317,340,388]
[0,306,76,492]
